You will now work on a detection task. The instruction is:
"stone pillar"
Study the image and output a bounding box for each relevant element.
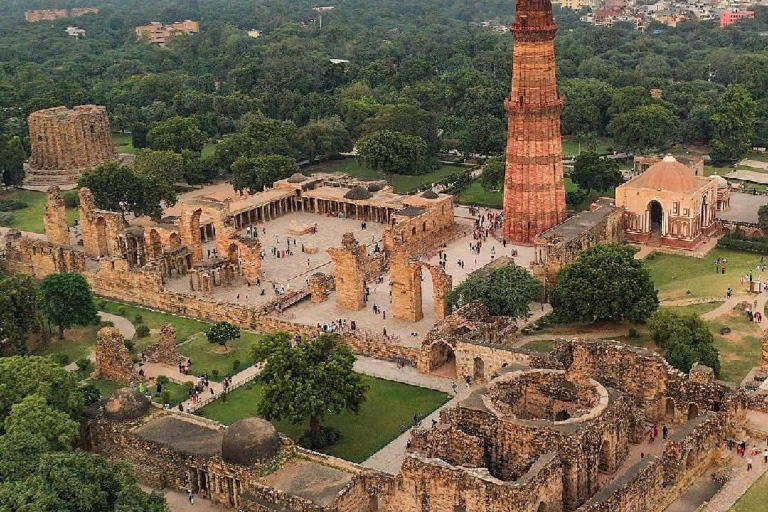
[391,250,424,322]
[327,233,366,310]
[78,187,99,258]
[44,186,70,245]
[428,265,453,321]
[309,273,331,303]
[94,327,134,384]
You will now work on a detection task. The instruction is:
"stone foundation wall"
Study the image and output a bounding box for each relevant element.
[93,327,134,384]
[383,197,456,258]
[3,230,85,276]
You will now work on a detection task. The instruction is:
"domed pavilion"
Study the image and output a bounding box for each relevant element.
[615,155,719,249]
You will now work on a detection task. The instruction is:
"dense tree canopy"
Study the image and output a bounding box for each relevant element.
[710,85,757,163]
[571,151,622,194]
[356,130,431,175]
[551,244,659,324]
[38,273,99,340]
[647,309,720,375]
[0,274,40,354]
[447,263,542,319]
[251,332,368,448]
[231,154,299,194]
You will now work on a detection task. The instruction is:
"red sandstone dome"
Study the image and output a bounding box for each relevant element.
[627,155,701,193]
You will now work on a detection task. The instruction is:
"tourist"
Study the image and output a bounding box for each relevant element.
[653,423,658,439]
[764,448,768,463]
[662,425,668,440]
[383,327,387,337]
[188,489,195,504]
[406,439,412,450]
[451,381,458,395]
[748,458,753,471]
[382,310,386,320]
[640,452,644,459]
[178,403,184,412]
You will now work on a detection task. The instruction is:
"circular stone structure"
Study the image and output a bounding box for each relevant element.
[25,105,116,187]
[483,369,609,424]
[221,417,281,465]
[103,388,151,420]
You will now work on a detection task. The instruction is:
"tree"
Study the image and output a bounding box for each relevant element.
[571,151,623,194]
[551,244,659,324]
[207,322,240,346]
[457,115,506,156]
[0,136,25,187]
[231,154,299,194]
[0,274,40,354]
[296,117,352,162]
[4,395,79,453]
[38,273,98,340]
[251,332,368,448]
[356,130,431,175]
[133,149,184,185]
[760,205,768,234]
[363,103,439,155]
[710,85,757,163]
[647,309,720,375]
[146,116,206,153]
[608,104,678,153]
[447,263,542,319]
[79,161,177,220]
[480,156,505,192]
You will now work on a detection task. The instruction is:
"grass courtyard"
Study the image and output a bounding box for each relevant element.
[0,189,78,233]
[196,375,450,463]
[303,159,472,195]
[731,471,768,512]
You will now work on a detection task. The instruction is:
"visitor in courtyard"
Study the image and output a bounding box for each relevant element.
[763,448,767,463]
[662,425,668,439]
[748,458,753,471]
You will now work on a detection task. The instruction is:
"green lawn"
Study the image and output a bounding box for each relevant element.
[520,340,555,353]
[179,331,260,379]
[303,159,473,194]
[732,471,768,511]
[661,301,725,317]
[35,324,101,363]
[89,379,123,399]
[0,189,79,233]
[112,133,216,159]
[644,249,763,301]
[455,181,502,208]
[100,300,208,348]
[197,375,450,462]
[561,136,614,157]
[710,309,763,383]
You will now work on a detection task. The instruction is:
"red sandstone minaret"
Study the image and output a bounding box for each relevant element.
[502,0,566,243]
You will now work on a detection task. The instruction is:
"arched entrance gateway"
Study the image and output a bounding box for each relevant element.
[648,200,663,232]
[428,341,457,379]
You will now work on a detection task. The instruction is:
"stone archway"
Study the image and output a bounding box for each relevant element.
[169,232,181,248]
[148,229,162,259]
[685,450,696,471]
[473,357,485,381]
[428,341,456,379]
[537,503,547,512]
[665,397,676,421]
[649,200,663,233]
[228,243,240,268]
[688,403,699,421]
[95,216,109,257]
[598,439,611,472]
[701,194,708,227]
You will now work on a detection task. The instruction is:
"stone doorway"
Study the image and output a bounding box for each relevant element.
[95,216,109,257]
[649,200,663,232]
[665,397,676,421]
[700,194,708,227]
[688,403,699,421]
[429,341,457,379]
[473,357,485,382]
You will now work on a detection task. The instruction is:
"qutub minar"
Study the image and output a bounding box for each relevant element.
[502,0,567,243]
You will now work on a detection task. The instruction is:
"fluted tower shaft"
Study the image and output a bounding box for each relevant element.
[502,0,566,242]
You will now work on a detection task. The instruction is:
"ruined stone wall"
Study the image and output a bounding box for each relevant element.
[378,454,563,512]
[530,204,623,283]
[26,106,115,186]
[79,188,128,259]
[180,200,237,264]
[391,250,423,322]
[574,456,663,512]
[383,199,456,258]
[94,327,134,384]
[3,230,85,277]
[327,233,367,311]
[44,186,70,245]
[143,323,182,365]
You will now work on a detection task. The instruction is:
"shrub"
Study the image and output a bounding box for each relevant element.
[134,314,143,324]
[98,299,108,309]
[0,211,15,226]
[117,306,128,316]
[184,380,194,392]
[50,353,69,366]
[232,359,241,372]
[211,369,219,380]
[161,390,171,405]
[136,324,150,338]
[717,230,768,254]
[628,328,639,339]
[156,375,169,385]
[62,191,80,208]
[99,320,115,328]
[0,199,28,211]
[124,339,135,352]
[75,358,91,372]
[80,384,101,405]
[299,425,341,450]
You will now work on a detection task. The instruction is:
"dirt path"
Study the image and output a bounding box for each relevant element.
[98,311,136,339]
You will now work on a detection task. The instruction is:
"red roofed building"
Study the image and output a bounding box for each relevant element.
[720,10,754,27]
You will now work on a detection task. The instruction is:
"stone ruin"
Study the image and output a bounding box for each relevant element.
[43,186,70,245]
[327,233,369,310]
[93,327,134,384]
[143,323,182,365]
[25,105,116,187]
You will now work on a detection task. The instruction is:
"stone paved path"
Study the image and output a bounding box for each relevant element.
[140,486,227,512]
[699,411,768,511]
[355,355,478,474]
[140,361,262,413]
[99,311,136,339]
[701,292,768,329]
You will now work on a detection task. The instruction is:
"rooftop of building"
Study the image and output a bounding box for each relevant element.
[133,415,223,458]
[535,198,619,245]
[257,458,355,507]
[620,155,712,193]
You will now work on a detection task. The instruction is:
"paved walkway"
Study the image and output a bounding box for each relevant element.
[140,361,262,413]
[140,486,226,512]
[355,355,477,474]
[99,311,136,339]
[698,411,768,511]
[701,292,768,329]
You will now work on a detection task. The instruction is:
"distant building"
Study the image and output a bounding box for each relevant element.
[135,20,200,47]
[559,0,597,10]
[720,9,754,27]
[25,7,98,22]
[65,26,86,38]
[247,30,262,38]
